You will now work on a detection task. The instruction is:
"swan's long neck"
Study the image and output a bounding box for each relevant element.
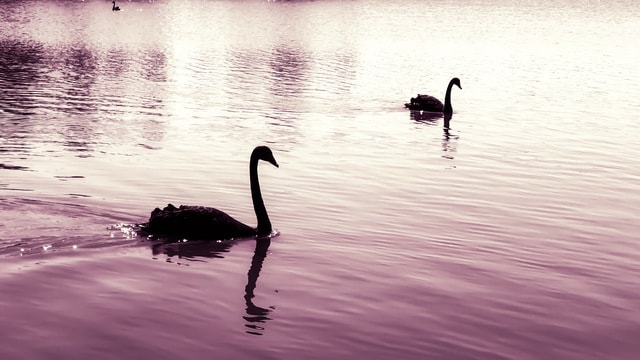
[250,154,271,235]
[444,81,455,114]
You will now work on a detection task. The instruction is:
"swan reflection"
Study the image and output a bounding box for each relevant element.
[147,237,275,336]
[409,110,453,129]
[243,238,274,336]
[149,239,234,262]
[409,109,443,123]
[441,113,458,160]
[410,111,458,160]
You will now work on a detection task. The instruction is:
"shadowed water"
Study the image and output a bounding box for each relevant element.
[1,0,640,359]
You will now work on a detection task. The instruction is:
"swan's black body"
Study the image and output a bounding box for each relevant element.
[140,146,279,241]
[112,1,121,11]
[405,77,461,113]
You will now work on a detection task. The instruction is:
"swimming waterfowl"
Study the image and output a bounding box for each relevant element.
[112,1,121,11]
[140,146,279,241]
[405,77,462,113]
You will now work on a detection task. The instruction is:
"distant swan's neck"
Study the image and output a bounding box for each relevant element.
[250,155,271,235]
[444,81,455,114]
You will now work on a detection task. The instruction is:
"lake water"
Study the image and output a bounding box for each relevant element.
[1,0,640,358]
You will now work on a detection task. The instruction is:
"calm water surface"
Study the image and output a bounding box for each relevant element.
[1,0,640,359]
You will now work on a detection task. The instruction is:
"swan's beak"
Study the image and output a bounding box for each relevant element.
[268,157,279,168]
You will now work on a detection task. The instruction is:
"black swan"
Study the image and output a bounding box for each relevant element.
[405,77,461,113]
[140,146,279,241]
[112,1,121,11]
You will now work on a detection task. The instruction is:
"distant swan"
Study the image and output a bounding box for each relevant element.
[112,1,121,11]
[140,146,279,240]
[405,77,462,113]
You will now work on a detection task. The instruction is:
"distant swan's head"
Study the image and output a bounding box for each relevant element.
[254,146,279,168]
[451,77,462,90]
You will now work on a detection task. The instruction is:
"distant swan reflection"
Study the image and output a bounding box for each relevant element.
[409,110,453,129]
[409,111,458,160]
[441,114,458,160]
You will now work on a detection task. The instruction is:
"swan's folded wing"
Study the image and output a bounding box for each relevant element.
[143,205,255,240]
[415,94,444,108]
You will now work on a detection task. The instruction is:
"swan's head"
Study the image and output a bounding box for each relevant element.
[451,77,462,90]
[254,146,279,168]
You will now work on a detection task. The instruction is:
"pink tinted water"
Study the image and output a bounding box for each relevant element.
[1,0,640,359]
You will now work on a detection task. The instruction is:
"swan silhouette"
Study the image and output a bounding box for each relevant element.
[405,77,461,113]
[140,146,279,241]
[112,1,121,11]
